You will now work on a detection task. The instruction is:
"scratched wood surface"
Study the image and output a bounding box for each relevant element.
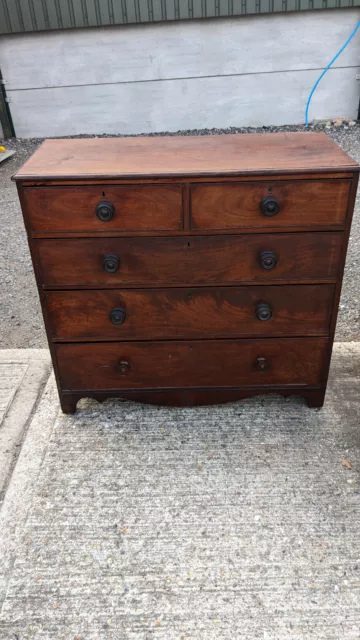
[191,179,351,229]
[34,233,343,287]
[45,284,335,341]
[13,134,358,181]
[24,184,183,232]
[55,337,329,390]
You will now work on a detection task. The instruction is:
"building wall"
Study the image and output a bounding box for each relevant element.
[0,0,358,34]
[0,9,359,138]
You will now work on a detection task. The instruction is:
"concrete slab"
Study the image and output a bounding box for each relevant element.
[0,361,27,423]
[0,349,51,502]
[0,150,15,164]
[0,343,359,639]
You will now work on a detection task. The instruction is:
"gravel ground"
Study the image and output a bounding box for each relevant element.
[1,122,360,348]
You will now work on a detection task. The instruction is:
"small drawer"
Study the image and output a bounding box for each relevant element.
[191,180,350,230]
[55,337,329,391]
[45,284,334,341]
[35,232,342,287]
[25,184,183,233]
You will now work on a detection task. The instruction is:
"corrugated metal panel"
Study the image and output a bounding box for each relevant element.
[0,0,359,33]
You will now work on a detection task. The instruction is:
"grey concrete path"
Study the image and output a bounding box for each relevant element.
[0,349,51,504]
[0,342,359,640]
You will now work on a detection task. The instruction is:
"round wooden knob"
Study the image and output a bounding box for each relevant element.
[256,357,268,371]
[109,308,126,325]
[256,302,272,321]
[103,253,120,273]
[261,196,280,217]
[96,200,115,222]
[118,360,130,376]
[260,250,278,270]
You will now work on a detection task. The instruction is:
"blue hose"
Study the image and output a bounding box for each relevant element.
[305,20,360,126]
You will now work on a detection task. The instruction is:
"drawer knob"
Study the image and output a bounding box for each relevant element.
[96,200,115,222]
[256,357,268,371]
[103,253,120,274]
[109,307,126,325]
[261,196,280,217]
[118,360,131,376]
[260,250,278,270]
[256,302,272,321]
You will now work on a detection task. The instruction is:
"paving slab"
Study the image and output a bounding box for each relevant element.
[0,343,359,640]
[0,349,51,503]
[0,150,15,164]
[0,361,27,423]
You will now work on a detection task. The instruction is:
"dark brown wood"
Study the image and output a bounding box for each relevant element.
[183,182,191,231]
[24,184,183,233]
[45,285,335,341]
[30,225,348,239]
[60,394,79,414]
[60,387,326,414]
[14,134,358,414]
[191,180,350,230]
[15,183,67,403]
[12,133,359,182]
[55,337,329,391]
[322,171,360,391]
[20,172,354,187]
[34,232,343,287]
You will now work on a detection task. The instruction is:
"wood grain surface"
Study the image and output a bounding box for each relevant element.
[25,184,183,232]
[55,337,329,391]
[13,133,358,181]
[34,232,343,287]
[191,180,350,229]
[45,285,335,340]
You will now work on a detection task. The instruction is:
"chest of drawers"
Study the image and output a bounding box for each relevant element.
[13,133,359,413]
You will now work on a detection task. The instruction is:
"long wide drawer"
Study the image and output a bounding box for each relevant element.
[35,232,343,286]
[46,285,335,341]
[191,180,350,230]
[25,184,183,233]
[56,337,329,390]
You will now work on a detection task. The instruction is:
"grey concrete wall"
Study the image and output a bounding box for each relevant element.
[0,9,359,137]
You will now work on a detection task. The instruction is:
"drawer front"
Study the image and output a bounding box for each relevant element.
[56,337,328,390]
[25,185,183,233]
[46,285,334,341]
[35,232,342,286]
[191,180,350,230]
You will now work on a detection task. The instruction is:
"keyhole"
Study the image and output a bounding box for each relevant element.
[187,242,191,248]
[268,186,272,193]
[188,292,192,299]
[102,191,106,197]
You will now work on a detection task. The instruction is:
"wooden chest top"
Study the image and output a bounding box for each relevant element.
[12,132,359,182]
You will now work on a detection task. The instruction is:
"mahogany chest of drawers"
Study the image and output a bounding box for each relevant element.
[13,133,359,413]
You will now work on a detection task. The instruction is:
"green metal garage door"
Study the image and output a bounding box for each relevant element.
[0,0,359,33]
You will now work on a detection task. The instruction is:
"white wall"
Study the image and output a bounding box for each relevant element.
[0,9,359,137]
